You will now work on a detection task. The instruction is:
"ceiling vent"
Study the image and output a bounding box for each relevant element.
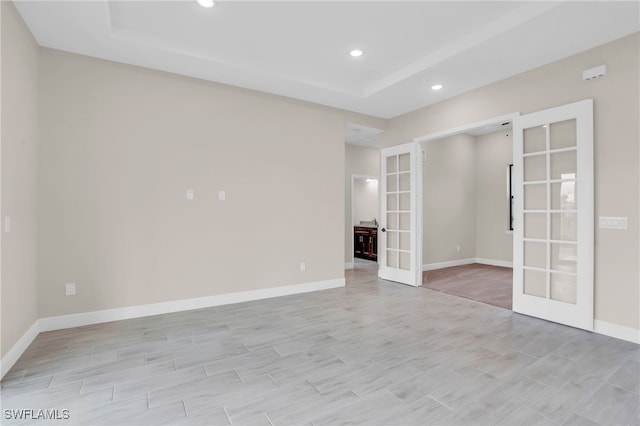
[583,65,607,81]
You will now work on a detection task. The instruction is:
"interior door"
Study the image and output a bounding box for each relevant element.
[513,99,594,330]
[379,142,422,286]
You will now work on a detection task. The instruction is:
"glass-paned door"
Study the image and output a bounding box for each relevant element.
[513,100,594,330]
[379,142,421,287]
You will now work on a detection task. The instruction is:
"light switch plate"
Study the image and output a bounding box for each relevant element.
[599,216,628,230]
[186,189,194,201]
[218,190,226,201]
[65,283,76,296]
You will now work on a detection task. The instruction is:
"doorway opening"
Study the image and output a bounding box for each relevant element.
[352,175,379,268]
[416,114,517,310]
[344,122,383,271]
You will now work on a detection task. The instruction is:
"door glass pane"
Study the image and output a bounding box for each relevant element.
[387,213,398,230]
[524,241,546,268]
[399,232,410,251]
[399,252,410,270]
[524,213,546,239]
[387,250,398,268]
[398,153,410,172]
[524,155,546,182]
[550,119,576,150]
[524,184,546,210]
[550,151,576,180]
[387,156,397,173]
[399,213,410,231]
[551,181,576,210]
[524,269,547,298]
[551,213,577,241]
[551,273,576,304]
[387,194,397,211]
[551,243,577,273]
[524,126,546,154]
[387,174,397,192]
[399,172,410,191]
[387,231,398,249]
[399,193,410,211]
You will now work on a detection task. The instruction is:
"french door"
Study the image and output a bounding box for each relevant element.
[379,142,422,287]
[513,99,594,330]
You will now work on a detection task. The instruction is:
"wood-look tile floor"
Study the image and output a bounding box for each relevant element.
[423,263,513,310]
[2,261,639,425]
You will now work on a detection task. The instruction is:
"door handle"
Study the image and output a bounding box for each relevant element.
[381,228,386,232]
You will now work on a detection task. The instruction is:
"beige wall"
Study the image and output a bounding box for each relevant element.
[353,178,378,225]
[422,130,513,266]
[36,48,381,318]
[344,144,379,264]
[1,1,39,358]
[422,134,477,264]
[475,130,513,262]
[387,33,640,330]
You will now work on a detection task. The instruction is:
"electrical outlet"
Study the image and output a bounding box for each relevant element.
[299,262,306,272]
[186,189,194,200]
[456,245,461,252]
[65,283,76,296]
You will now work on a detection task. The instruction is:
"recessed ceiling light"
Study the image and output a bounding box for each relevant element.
[350,49,364,58]
[431,84,444,91]
[197,0,214,8]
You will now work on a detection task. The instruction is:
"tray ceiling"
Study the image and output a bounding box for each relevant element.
[14,1,640,118]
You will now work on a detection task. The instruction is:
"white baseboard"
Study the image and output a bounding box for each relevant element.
[0,321,40,379]
[40,278,345,332]
[422,258,475,271]
[594,320,640,344]
[344,262,354,270]
[0,278,344,379]
[475,258,513,268]
[423,258,512,271]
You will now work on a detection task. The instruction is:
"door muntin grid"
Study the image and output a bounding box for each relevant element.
[522,119,578,304]
[385,153,411,271]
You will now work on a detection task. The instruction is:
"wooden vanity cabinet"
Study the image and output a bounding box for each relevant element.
[354,226,378,261]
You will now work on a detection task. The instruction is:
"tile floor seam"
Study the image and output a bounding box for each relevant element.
[222,405,232,425]
[421,393,456,412]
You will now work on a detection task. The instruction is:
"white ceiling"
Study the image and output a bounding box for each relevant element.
[14,1,640,119]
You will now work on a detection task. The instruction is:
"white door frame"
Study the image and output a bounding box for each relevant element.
[414,113,520,144]
[349,174,380,268]
[413,113,520,273]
